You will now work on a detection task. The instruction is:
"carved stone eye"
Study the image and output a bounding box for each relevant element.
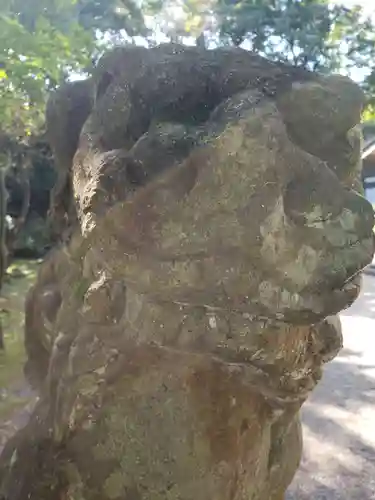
[283,167,343,226]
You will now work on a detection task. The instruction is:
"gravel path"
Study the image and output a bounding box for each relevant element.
[287,272,375,499]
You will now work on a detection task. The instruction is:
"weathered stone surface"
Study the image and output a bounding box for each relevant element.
[0,44,374,500]
[46,78,93,240]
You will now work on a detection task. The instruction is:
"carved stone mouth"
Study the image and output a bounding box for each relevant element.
[280,271,362,324]
[324,267,362,296]
[321,272,362,315]
[342,270,362,289]
[335,273,362,305]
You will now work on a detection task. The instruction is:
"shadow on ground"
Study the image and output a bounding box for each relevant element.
[287,273,375,500]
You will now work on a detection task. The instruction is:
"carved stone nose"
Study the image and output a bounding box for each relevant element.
[338,191,374,241]
[284,163,374,243]
[283,165,346,226]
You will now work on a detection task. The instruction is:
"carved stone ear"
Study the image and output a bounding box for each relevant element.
[96,71,113,102]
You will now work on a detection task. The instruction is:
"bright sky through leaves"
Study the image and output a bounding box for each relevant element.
[339,0,373,16]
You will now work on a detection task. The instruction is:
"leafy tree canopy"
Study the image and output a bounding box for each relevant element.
[1,1,89,138]
[0,0,162,139]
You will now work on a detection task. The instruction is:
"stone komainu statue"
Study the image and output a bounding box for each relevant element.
[0,44,374,500]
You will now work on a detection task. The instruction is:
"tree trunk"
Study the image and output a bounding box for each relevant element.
[6,158,31,260]
[0,321,4,350]
[0,167,8,290]
[0,159,10,350]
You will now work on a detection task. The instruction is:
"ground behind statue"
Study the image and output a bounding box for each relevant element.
[287,272,375,499]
